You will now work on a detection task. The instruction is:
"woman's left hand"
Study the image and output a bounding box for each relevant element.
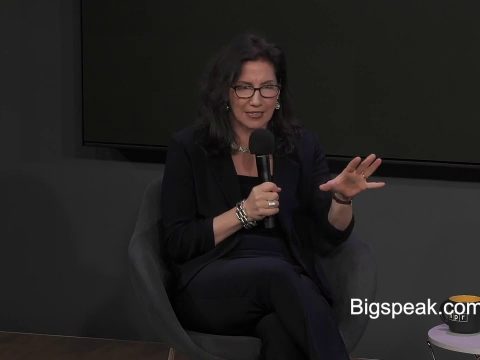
[319,154,385,199]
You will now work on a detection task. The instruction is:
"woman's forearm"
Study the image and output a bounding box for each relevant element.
[213,207,243,246]
[327,199,353,231]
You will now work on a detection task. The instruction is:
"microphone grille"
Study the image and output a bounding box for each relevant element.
[249,129,275,155]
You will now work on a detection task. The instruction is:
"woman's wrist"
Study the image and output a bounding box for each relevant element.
[213,207,245,246]
[235,199,257,229]
[332,192,352,205]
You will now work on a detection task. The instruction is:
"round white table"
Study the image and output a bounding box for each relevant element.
[427,324,480,359]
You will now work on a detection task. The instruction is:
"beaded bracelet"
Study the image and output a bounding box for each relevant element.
[235,199,257,229]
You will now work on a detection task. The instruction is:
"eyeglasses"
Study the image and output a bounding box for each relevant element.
[231,84,281,99]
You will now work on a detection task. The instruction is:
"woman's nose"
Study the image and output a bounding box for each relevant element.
[249,89,262,106]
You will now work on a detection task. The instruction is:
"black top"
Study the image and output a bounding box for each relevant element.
[225,175,294,261]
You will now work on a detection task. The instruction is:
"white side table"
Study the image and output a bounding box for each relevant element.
[427,324,480,359]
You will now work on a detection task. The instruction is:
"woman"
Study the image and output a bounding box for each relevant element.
[161,33,384,360]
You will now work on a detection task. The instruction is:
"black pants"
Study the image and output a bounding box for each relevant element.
[173,256,349,360]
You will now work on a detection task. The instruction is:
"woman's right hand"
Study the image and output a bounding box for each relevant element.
[243,182,282,221]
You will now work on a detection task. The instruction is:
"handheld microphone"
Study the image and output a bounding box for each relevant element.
[249,129,275,229]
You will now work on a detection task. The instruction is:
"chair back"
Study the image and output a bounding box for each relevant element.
[128,178,227,360]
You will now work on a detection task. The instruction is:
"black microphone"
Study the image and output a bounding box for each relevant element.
[249,129,275,229]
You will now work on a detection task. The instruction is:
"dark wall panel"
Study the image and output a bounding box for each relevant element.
[82,0,480,166]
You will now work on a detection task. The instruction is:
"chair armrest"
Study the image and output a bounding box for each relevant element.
[128,179,225,360]
[316,232,376,352]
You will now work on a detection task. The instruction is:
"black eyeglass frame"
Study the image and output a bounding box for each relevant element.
[230,84,281,99]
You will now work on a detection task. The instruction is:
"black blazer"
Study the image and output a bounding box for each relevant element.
[160,126,354,303]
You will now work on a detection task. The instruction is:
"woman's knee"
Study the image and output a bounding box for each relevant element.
[260,260,303,291]
[255,313,307,360]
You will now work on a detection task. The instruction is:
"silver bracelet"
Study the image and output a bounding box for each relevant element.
[235,200,257,229]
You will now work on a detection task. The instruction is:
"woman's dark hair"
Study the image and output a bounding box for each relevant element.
[196,33,300,156]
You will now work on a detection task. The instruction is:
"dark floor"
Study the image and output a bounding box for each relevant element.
[0,331,189,360]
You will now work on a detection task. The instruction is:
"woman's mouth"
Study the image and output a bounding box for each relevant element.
[246,112,263,119]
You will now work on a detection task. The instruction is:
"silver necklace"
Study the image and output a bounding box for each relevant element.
[231,143,250,153]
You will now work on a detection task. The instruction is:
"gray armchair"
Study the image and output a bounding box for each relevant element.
[128,177,376,360]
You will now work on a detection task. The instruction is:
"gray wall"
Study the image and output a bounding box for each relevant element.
[0,0,162,340]
[1,1,478,359]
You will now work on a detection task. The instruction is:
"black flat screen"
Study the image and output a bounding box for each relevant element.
[82,0,480,167]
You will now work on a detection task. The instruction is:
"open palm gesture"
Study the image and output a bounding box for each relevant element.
[319,154,385,199]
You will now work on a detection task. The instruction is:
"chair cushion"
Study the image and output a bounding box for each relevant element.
[187,331,261,360]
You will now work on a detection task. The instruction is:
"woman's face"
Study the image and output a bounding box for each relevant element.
[228,59,279,138]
